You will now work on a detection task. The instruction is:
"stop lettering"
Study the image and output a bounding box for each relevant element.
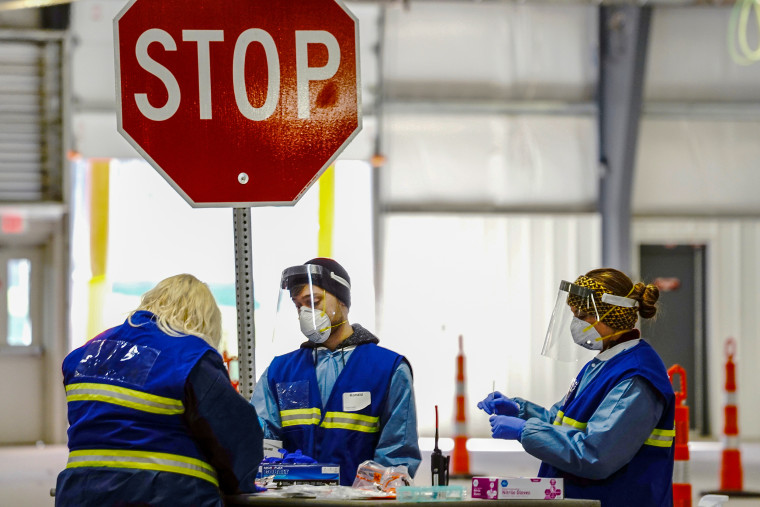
[115,0,361,206]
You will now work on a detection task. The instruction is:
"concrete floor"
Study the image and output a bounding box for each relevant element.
[2,440,759,505]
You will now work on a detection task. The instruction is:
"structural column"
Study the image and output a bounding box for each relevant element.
[597,5,652,272]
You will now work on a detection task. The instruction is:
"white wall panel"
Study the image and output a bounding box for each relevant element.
[72,111,137,159]
[633,218,760,440]
[340,114,376,161]
[70,0,121,42]
[69,0,125,107]
[346,3,380,109]
[646,7,760,101]
[379,213,600,437]
[383,3,596,100]
[42,223,69,444]
[633,119,760,215]
[383,113,597,209]
[0,356,42,443]
[70,43,117,106]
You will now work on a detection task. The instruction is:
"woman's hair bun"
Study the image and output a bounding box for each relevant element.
[635,282,659,319]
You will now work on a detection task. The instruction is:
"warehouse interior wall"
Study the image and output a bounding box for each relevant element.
[1,0,760,446]
[0,19,68,443]
[633,218,760,442]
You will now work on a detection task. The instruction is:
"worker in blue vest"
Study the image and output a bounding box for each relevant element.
[477,268,675,506]
[252,258,421,486]
[55,274,263,506]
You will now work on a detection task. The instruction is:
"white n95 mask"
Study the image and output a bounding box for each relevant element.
[299,306,332,344]
[570,317,603,351]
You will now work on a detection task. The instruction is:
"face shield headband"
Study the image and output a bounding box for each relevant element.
[277,264,350,344]
[280,265,351,301]
[542,279,639,361]
[541,281,601,362]
[571,275,639,331]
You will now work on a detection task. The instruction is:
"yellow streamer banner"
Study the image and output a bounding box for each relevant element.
[87,159,110,339]
[318,165,335,258]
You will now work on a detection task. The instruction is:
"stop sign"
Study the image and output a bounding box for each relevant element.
[114,0,361,206]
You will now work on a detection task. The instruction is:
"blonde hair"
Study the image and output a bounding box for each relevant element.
[128,274,222,349]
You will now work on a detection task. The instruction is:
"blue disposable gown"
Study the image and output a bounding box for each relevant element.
[516,339,667,481]
[252,325,421,476]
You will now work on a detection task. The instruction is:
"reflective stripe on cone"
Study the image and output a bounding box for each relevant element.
[669,364,692,507]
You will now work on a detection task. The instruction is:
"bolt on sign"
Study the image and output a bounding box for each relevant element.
[114,0,361,207]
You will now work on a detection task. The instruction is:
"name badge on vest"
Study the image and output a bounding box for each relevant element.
[343,391,371,412]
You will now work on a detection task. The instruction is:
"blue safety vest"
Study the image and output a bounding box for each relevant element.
[267,343,405,485]
[60,312,221,499]
[538,341,676,506]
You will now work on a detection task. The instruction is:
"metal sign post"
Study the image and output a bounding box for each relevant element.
[233,208,255,400]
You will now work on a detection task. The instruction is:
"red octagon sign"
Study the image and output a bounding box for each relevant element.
[114,0,361,206]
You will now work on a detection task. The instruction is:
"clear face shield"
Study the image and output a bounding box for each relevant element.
[541,280,602,363]
[272,264,348,346]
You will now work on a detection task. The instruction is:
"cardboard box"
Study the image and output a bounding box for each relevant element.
[262,439,283,459]
[256,464,340,487]
[498,477,563,500]
[472,477,563,500]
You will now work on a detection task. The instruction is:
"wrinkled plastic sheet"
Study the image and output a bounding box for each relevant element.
[260,484,394,500]
[75,339,159,386]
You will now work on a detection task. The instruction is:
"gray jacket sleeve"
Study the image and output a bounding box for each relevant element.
[185,351,264,494]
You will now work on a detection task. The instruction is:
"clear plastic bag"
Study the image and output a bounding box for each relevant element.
[351,460,413,496]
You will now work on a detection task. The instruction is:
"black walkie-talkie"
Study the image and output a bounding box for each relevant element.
[431,405,450,486]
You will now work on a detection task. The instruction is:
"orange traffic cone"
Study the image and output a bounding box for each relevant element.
[668,365,692,507]
[222,350,240,392]
[451,334,471,477]
[702,338,760,498]
[721,338,742,492]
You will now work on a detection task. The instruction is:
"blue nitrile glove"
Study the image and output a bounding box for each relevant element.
[477,391,519,416]
[281,449,317,464]
[489,415,526,441]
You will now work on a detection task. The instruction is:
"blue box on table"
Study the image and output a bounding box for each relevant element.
[256,463,341,487]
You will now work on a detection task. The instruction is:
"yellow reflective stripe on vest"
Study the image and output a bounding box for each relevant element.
[645,428,675,447]
[65,383,184,415]
[66,449,218,487]
[554,409,674,447]
[552,411,588,430]
[280,407,321,427]
[321,411,380,433]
